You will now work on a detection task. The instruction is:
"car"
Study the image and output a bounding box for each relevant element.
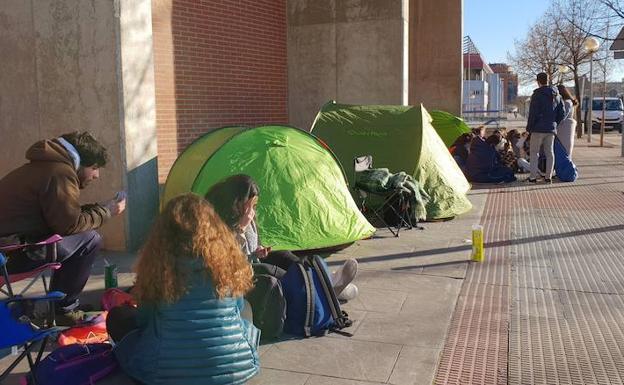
[584,97,624,133]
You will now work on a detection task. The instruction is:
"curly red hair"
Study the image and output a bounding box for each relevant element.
[133,193,253,304]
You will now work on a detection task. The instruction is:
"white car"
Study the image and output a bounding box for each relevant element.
[587,97,624,132]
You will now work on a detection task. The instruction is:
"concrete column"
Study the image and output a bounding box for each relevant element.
[409,0,463,115]
[0,0,158,251]
[288,0,406,130]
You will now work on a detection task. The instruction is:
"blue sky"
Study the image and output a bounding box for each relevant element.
[464,0,550,65]
[464,0,624,94]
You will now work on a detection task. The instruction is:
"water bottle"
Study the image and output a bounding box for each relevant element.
[104,259,118,289]
[471,224,484,262]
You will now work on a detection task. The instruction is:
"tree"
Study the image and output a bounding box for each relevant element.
[549,0,599,137]
[509,17,568,88]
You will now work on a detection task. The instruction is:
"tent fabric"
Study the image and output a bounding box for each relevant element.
[162,125,375,251]
[310,102,472,220]
[430,110,472,148]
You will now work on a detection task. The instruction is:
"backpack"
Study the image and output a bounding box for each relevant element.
[28,343,118,385]
[245,274,287,341]
[280,255,352,337]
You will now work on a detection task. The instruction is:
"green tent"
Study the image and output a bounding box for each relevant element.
[430,110,471,148]
[162,125,375,251]
[310,102,472,220]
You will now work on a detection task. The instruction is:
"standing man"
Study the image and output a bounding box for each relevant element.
[0,132,126,324]
[526,72,564,183]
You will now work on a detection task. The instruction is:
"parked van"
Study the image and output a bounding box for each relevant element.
[583,97,624,132]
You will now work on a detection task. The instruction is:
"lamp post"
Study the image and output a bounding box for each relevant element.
[558,64,569,84]
[584,37,600,143]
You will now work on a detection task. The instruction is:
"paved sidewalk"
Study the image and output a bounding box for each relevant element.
[435,134,624,385]
[0,183,486,385]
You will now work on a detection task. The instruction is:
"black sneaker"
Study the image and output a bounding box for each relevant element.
[544,178,552,184]
[527,178,538,183]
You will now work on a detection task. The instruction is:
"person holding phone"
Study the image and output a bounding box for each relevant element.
[205,174,357,297]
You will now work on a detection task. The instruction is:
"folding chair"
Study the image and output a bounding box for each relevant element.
[0,251,65,385]
[0,235,63,326]
[353,155,413,237]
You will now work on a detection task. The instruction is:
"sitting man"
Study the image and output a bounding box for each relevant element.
[0,132,126,324]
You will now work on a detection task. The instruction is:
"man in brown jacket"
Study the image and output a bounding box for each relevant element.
[0,132,126,324]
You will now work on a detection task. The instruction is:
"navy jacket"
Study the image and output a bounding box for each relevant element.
[527,86,564,133]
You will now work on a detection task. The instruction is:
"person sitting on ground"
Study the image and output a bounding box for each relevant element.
[506,130,531,173]
[107,193,260,385]
[465,132,516,183]
[449,133,474,174]
[205,174,358,299]
[0,131,126,325]
[494,130,519,173]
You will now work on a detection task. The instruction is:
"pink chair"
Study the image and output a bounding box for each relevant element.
[0,234,62,297]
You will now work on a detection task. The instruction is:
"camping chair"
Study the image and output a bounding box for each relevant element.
[0,251,65,384]
[353,155,413,237]
[0,235,63,326]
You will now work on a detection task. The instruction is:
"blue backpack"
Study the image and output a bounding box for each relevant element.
[28,343,118,385]
[280,255,352,337]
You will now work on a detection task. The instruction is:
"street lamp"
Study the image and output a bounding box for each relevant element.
[558,64,569,84]
[584,36,600,143]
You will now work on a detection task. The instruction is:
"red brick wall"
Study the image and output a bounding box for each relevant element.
[152,0,288,182]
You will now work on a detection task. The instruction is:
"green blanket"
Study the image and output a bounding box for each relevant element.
[356,168,429,221]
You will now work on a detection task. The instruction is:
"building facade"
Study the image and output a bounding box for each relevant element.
[490,63,519,107]
[0,0,463,250]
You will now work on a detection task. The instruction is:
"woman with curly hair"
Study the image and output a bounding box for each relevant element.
[108,193,259,385]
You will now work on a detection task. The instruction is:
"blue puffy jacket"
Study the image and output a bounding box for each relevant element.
[114,265,260,385]
[527,86,564,133]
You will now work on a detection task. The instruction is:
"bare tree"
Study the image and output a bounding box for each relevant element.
[549,0,600,137]
[509,17,568,87]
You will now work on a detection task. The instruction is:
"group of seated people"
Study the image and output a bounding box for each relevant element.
[0,132,358,384]
[450,127,529,184]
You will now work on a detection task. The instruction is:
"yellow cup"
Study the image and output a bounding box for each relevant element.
[471,224,484,262]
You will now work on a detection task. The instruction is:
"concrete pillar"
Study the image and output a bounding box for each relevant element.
[409,0,463,115]
[288,0,406,130]
[0,0,158,251]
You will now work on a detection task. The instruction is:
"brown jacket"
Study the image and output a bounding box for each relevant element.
[0,139,110,239]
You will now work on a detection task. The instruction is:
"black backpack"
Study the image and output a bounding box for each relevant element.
[246,274,287,341]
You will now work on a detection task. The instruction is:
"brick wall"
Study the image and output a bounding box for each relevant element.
[152,0,288,182]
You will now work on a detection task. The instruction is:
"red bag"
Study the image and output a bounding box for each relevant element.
[101,288,136,311]
[58,312,108,346]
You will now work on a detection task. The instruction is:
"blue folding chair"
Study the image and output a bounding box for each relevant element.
[0,251,65,384]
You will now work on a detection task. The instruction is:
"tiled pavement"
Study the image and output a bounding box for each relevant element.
[435,135,624,385]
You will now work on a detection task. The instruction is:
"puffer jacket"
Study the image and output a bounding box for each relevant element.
[527,86,564,133]
[114,266,260,385]
[0,139,110,239]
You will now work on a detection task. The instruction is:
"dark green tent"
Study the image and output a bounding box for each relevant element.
[162,125,375,251]
[430,110,471,148]
[310,102,472,220]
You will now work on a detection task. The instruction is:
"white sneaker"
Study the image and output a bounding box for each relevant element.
[332,258,358,296]
[338,283,359,301]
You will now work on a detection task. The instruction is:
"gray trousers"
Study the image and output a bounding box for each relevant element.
[529,132,555,179]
